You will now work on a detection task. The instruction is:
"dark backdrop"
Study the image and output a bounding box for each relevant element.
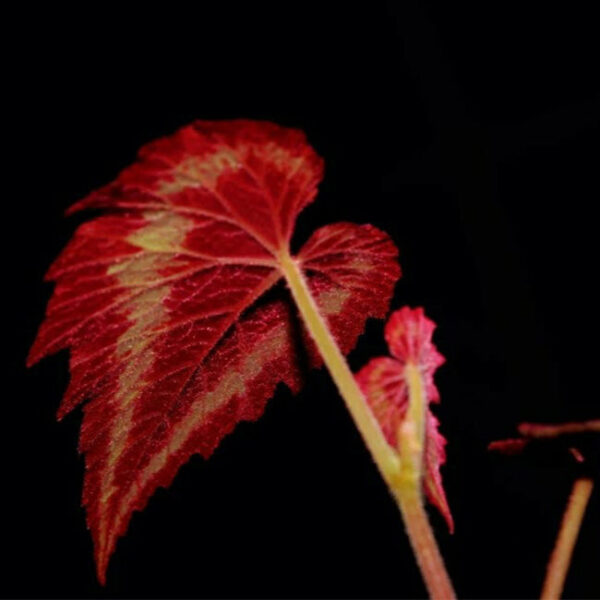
[5,2,599,598]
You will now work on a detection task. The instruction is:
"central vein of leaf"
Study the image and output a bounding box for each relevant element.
[398,362,426,490]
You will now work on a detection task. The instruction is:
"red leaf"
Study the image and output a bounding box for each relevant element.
[356,307,453,532]
[28,120,400,583]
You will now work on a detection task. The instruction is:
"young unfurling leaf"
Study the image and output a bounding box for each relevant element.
[356,307,453,532]
[27,120,400,583]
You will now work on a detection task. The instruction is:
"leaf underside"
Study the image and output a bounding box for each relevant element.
[28,120,400,583]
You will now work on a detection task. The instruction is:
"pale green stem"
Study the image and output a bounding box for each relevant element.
[280,251,455,599]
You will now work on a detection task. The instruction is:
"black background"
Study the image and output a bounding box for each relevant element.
[5,2,600,598]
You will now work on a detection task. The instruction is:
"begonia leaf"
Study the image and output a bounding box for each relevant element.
[28,120,401,583]
[356,307,453,532]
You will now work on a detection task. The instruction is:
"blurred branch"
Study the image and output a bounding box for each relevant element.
[519,420,600,439]
[541,478,594,600]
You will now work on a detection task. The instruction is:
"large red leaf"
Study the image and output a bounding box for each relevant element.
[356,307,453,532]
[28,120,400,583]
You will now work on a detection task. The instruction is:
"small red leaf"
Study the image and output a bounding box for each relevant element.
[356,307,453,532]
[28,120,400,583]
[488,438,530,455]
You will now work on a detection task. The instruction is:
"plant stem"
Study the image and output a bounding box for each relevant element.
[541,477,594,600]
[394,363,455,600]
[280,251,455,599]
[279,251,400,480]
[396,485,456,599]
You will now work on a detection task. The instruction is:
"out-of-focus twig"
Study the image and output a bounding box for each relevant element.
[540,478,594,600]
[518,420,600,439]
